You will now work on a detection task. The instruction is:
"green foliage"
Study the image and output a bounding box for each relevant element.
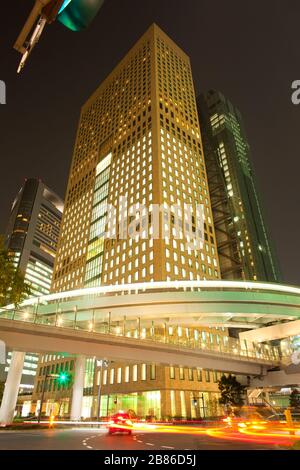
[218,374,246,408]
[289,389,300,409]
[0,238,31,307]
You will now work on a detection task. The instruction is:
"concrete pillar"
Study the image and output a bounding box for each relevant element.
[70,355,86,421]
[0,351,25,425]
[160,390,168,420]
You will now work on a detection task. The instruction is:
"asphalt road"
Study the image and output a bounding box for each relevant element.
[0,428,282,450]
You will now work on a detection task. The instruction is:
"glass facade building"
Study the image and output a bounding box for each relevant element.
[1,178,63,393]
[197,90,281,282]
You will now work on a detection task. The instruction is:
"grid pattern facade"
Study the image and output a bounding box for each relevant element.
[34,204,61,258]
[52,24,220,292]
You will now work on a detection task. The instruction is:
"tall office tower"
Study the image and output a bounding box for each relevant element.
[34,24,226,420]
[5,178,64,296]
[52,24,220,293]
[197,90,281,282]
[1,178,63,394]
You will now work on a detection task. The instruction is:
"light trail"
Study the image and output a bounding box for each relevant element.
[24,418,300,448]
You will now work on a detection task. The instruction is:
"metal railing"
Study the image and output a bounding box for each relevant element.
[0,307,284,365]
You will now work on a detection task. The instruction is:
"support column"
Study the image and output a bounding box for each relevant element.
[0,351,25,425]
[70,355,86,421]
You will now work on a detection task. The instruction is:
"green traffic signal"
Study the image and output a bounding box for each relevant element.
[58,371,70,384]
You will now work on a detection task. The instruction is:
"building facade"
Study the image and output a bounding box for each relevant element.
[1,178,63,395]
[197,90,281,282]
[52,24,220,292]
[5,178,64,296]
[31,356,224,420]
[32,25,230,419]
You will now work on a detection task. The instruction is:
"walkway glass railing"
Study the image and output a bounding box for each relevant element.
[0,306,284,365]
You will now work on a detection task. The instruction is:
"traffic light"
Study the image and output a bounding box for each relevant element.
[57,0,106,31]
[58,371,70,384]
[42,0,65,23]
[14,0,106,73]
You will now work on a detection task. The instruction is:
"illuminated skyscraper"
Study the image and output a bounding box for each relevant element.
[197,90,281,282]
[5,178,64,296]
[52,24,220,293]
[1,178,63,394]
[31,24,228,420]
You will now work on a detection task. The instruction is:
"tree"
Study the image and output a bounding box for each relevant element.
[218,374,246,411]
[289,389,300,409]
[0,239,31,307]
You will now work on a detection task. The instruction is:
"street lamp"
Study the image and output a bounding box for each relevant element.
[38,371,70,423]
[95,359,109,421]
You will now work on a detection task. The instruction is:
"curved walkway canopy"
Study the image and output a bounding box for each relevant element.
[2,280,300,330]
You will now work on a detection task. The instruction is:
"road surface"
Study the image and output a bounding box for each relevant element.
[0,427,286,450]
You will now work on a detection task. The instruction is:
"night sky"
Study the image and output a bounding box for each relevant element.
[0,0,299,284]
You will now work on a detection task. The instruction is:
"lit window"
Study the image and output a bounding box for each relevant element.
[103,369,107,385]
[170,366,175,379]
[141,364,146,381]
[133,364,138,382]
[197,368,202,382]
[125,366,129,383]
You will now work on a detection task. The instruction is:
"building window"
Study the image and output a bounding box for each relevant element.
[170,390,176,417]
[141,364,147,381]
[110,369,114,385]
[169,366,175,379]
[213,371,218,383]
[125,366,129,383]
[197,368,202,382]
[205,370,211,382]
[179,367,184,380]
[133,365,138,382]
[180,391,187,418]
[117,367,122,384]
[150,364,156,380]
[188,368,194,381]
[103,369,107,385]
